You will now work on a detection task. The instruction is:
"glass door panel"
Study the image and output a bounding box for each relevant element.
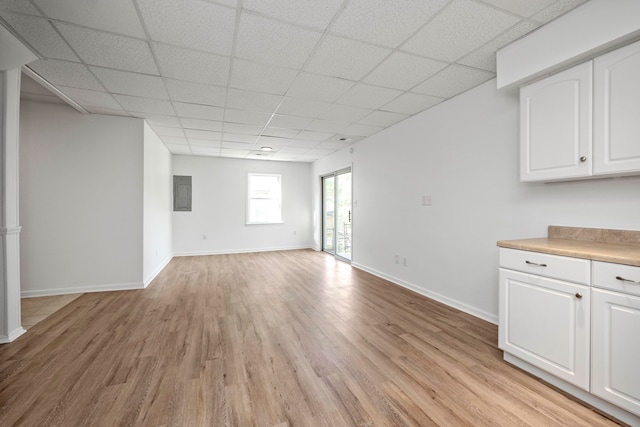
[336,171,352,260]
[322,176,335,253]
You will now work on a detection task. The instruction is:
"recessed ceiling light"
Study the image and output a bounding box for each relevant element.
[338,137,351,142]
[261,146,273,151]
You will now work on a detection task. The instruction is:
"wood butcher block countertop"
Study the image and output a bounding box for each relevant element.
[497,226,640,267]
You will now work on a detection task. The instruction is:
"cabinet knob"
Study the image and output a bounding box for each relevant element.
[579,156,587,162]
[575,293,583,299]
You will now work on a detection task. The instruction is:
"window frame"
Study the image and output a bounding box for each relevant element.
[246,173,283,225]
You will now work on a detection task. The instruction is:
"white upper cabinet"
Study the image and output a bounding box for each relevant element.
[520,39,640,182]
[593,40,640,175]
[520,62,592,182]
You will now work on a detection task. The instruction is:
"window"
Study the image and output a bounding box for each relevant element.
[247,173,282,224]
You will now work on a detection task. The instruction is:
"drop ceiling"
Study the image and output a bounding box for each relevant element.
[0,0,587,162]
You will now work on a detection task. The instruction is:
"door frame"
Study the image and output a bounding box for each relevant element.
[321,166,352,263]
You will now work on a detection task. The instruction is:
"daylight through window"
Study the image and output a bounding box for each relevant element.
[247,173,282,224]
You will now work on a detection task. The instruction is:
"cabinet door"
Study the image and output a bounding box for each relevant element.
[499,268,590,390]
[594,40,640,175]
[520,62,592,182]
[591,288,640,416]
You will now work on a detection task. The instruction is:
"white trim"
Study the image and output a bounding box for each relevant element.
[21,281,145,298]
[0,326,26,344]
[0,226,21,235]
[504,353,640,426]
[22,66,89,114]
[143,255,173,288]
[351,262,498,325]
[174,245,312,257]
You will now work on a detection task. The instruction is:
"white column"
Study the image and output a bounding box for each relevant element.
[0,68,25,343]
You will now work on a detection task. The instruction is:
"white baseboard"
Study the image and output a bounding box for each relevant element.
[173,245,313,257]
[0,327,26,344]
[143,255,173,288]
[351,262,498,325]
[21,281,145,298]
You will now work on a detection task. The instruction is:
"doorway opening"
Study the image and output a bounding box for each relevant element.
[322,168,352,262]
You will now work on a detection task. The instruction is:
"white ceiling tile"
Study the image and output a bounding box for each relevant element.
[90,67,168,99]
[229,59,298,95]
[1,14,77,61]
[57,86,122,110]
[221,148,251,157]
[226,89,283,113]
[150,125,186,137]
[174,102,224,121]
[222,142,254,150]
[305,35,391,80]
[457,22,539,72]
[402,0,519,62]
[56,23,158,74]
[358,110,409,127]
[287,72,355,103]
[279,146,311,154]
[305,119,350,133]
[85,107,131,117]
[223,133,258,143]
[184,129,222,140]
[306,147,335,156]
[243,0,342,29]
[341,124,382,137]
[165,79,226,106]
[161,136,189,145]
[284,139,319,148]
[296,153,323,161]
[190,147,221,156]
[137,0,235,55]
[268,114,312,129]
[325,134,362,144]
[336,84,402,109]
[262,127,300,138]
[139,114,182,127]
[223,123,263,135]
[532,0,587,24]
[315,141,350,150]
[331,0,449,47]
[276,97,330,118]
[205,0,238,7]
[296,130,333,141]
[154,43,230,86]
[412,64,494,98]
[165,144,193,155]
[481,0,556,17]
[0,1,40,14]
[180,118,223,131]
[189,139,221,147]
[28,60,104,91]
[236,13,322,69]
[320,104,372,122]
[32,0,145,38]
[225,109,272,126]
[381,92,444,115]
[255,137,287,150]
[113,95,175,115]
[364,52,448,90]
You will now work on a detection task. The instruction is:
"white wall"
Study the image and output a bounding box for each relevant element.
[313,79,640,323]
[143,122,172,286]
[19,101,144,296]
[172,155,313,255]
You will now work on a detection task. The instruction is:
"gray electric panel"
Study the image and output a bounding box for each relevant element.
[173,175,192,211]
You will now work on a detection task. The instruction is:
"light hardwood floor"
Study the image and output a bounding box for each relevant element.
[21,293,83,329]
[0,250,623,426]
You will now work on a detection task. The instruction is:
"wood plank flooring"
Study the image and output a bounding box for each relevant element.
[0,249,623,426]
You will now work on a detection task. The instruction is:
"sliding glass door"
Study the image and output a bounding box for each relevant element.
[322,168,352,261]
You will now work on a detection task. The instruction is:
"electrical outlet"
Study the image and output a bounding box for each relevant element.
[422,195,432,206]
[395,254,400,264]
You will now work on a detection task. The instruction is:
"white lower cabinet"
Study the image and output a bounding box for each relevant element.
[499,249,640,424]
[591,261,640,417]
[499,268,590,390]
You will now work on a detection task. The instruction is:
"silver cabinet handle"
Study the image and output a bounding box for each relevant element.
[526,260,547,267]
[616,276,640,285]
[575,293,583,299]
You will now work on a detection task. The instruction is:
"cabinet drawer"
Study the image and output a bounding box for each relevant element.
[592,262,640,297]
[499,248,590,285]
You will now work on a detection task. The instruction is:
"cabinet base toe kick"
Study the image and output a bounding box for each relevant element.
[503,352,640,427]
